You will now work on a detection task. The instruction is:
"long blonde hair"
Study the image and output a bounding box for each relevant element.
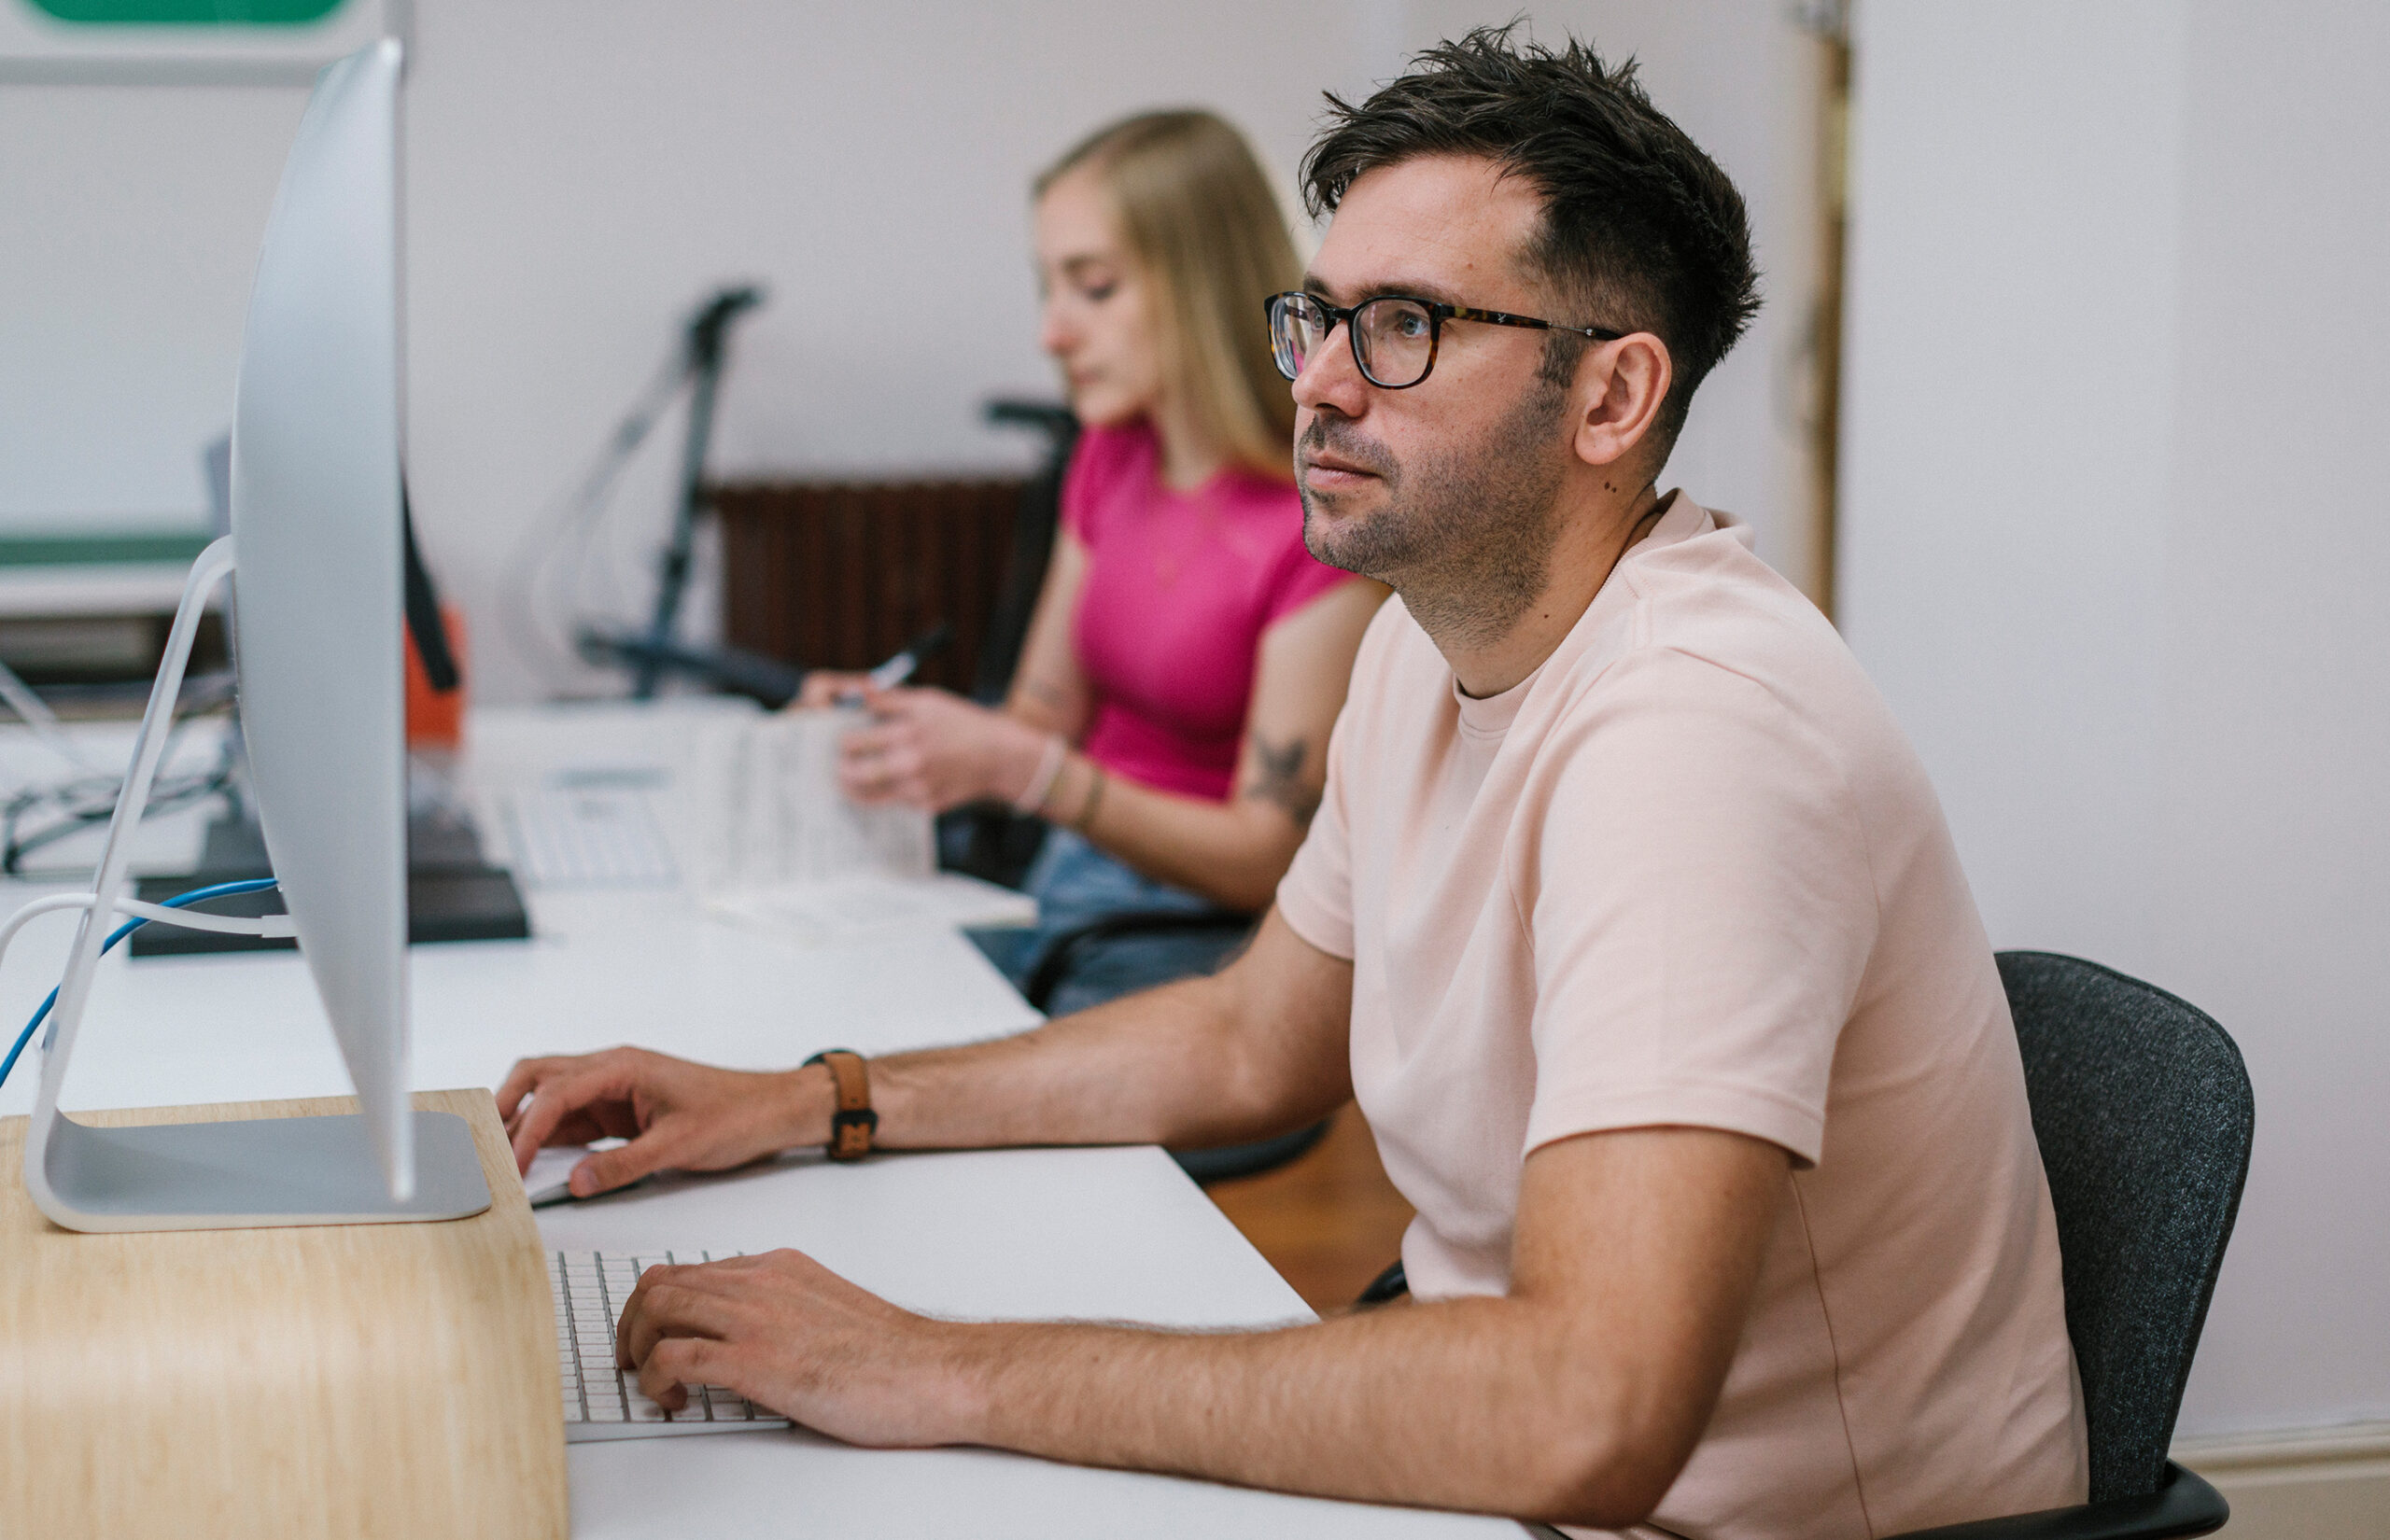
[1038,110,1300,481]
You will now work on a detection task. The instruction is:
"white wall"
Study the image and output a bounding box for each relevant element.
[0,0,1824,700]
[1841,0,2390,1439]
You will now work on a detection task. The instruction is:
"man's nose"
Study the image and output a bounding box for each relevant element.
[1291,322,1369,418]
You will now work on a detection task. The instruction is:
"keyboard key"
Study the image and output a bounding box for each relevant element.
[499,788,678,890]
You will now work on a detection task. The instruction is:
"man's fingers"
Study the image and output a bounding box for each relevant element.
[496,1057,572,1123]
[506,1075,583,1171]
[617,1276,738,1367]
[569,1132,672,1197]
[637,1336,732,1411]
[508,1063,637,1173]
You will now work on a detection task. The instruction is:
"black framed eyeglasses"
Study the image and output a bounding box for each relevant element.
[1264,290,1624,390]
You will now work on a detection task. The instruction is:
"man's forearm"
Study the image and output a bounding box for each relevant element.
[871,974,1277,1149]
[778,976,1330,1158]
[780,913,1354,1157]
[944,1298,1651,1527]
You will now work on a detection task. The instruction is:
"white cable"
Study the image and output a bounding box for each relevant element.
[109,897,295,938]
[0,889,294,948]
[0,889,289,1092]
[0,892,104,957]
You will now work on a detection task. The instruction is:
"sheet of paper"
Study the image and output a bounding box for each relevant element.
[672,710,1037,945]
[681,709,935,892]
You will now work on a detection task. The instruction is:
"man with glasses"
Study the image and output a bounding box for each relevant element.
[501,29,2087,1535]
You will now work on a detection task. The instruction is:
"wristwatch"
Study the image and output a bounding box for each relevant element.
[801,1049,877,1161]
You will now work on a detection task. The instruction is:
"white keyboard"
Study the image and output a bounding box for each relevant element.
[499,787,679,889]
[550,1250,792,1442]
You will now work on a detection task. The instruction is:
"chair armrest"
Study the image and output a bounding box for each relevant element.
[1021,908,1254,1013]
[1880,1463,2227,1540]
[1355,1258,1409,1308]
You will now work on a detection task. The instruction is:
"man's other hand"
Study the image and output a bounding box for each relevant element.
[617,1249,977,1448]
[497,1046,817,1196]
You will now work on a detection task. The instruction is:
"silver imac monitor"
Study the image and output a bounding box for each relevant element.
[20,39,489,1233]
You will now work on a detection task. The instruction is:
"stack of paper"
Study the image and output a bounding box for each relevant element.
[682,710,1035,946]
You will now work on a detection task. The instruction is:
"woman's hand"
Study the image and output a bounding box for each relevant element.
[791,671,873,711]
[837,686,1050,813]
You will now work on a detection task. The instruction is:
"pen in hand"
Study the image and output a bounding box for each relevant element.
[835,623,953,707]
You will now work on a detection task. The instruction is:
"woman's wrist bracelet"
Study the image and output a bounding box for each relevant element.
[1070,763,1108,833]
[1013,734,1068,815]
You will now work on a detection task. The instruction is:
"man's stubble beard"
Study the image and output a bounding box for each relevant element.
[1299,375,1572,654]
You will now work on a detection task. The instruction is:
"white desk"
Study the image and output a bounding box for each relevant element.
[0,705,1515,1539]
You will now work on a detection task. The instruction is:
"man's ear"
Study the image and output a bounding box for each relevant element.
[1570,333,1672,469]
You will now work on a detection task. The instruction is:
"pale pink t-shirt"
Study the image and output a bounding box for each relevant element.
[1065,422,1354,802]
[1276,495,2088,1540]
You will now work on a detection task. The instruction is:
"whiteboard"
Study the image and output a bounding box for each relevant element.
[0,0,399,84]
[0,4,400,540]
[0,78,310,534]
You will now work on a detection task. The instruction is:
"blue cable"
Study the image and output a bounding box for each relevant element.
[0,877,280,1092]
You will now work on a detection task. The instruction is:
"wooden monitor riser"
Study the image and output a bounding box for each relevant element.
[1,1089,568,1539]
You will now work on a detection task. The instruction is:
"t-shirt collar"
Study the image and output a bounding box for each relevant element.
[1449,490,1718,738]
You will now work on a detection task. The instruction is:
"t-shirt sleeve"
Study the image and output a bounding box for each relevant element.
[1519,650,1877,1168]
[1059,426,1132,548]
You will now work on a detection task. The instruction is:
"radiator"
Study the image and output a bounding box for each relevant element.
[712,478,1027,698]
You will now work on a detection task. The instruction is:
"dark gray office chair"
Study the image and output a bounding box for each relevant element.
[1889,952,2250,1540]
[1359,950,2254,1540]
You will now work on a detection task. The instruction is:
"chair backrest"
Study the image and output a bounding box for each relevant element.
[1996,951,2254,1504]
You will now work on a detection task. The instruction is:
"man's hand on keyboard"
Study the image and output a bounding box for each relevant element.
[499,1046,823,1197]
[615,1247,976,1448]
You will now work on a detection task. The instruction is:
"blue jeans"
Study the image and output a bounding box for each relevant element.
[969,829,1328,1183]
[969,830,1244,1018]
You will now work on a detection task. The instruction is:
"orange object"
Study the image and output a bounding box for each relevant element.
[404,604,467,749]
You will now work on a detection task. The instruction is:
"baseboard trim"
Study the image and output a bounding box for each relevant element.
[2173,1421,2390,1539]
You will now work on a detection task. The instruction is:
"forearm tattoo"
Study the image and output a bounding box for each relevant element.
[1242,735,1320,829]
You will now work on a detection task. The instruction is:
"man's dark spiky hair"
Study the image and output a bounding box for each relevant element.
[1302,23,1761,443]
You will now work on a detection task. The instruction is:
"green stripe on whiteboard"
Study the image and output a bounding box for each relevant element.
[26,0,344,22]
[0,532,215,567]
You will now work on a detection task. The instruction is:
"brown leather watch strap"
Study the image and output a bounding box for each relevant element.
[801,1049,876,1161]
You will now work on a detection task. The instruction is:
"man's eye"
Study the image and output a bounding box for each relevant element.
[1392,310,1428,338]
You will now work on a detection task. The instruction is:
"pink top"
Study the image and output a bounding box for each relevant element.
[1278,495,2087,1539]
[1064,421,1352,802]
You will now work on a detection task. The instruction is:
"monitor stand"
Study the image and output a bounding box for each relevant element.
[38,1106,492,1228]
[21,538,491,1233]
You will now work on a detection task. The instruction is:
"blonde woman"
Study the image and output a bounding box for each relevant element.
[804,110,1383,1023]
